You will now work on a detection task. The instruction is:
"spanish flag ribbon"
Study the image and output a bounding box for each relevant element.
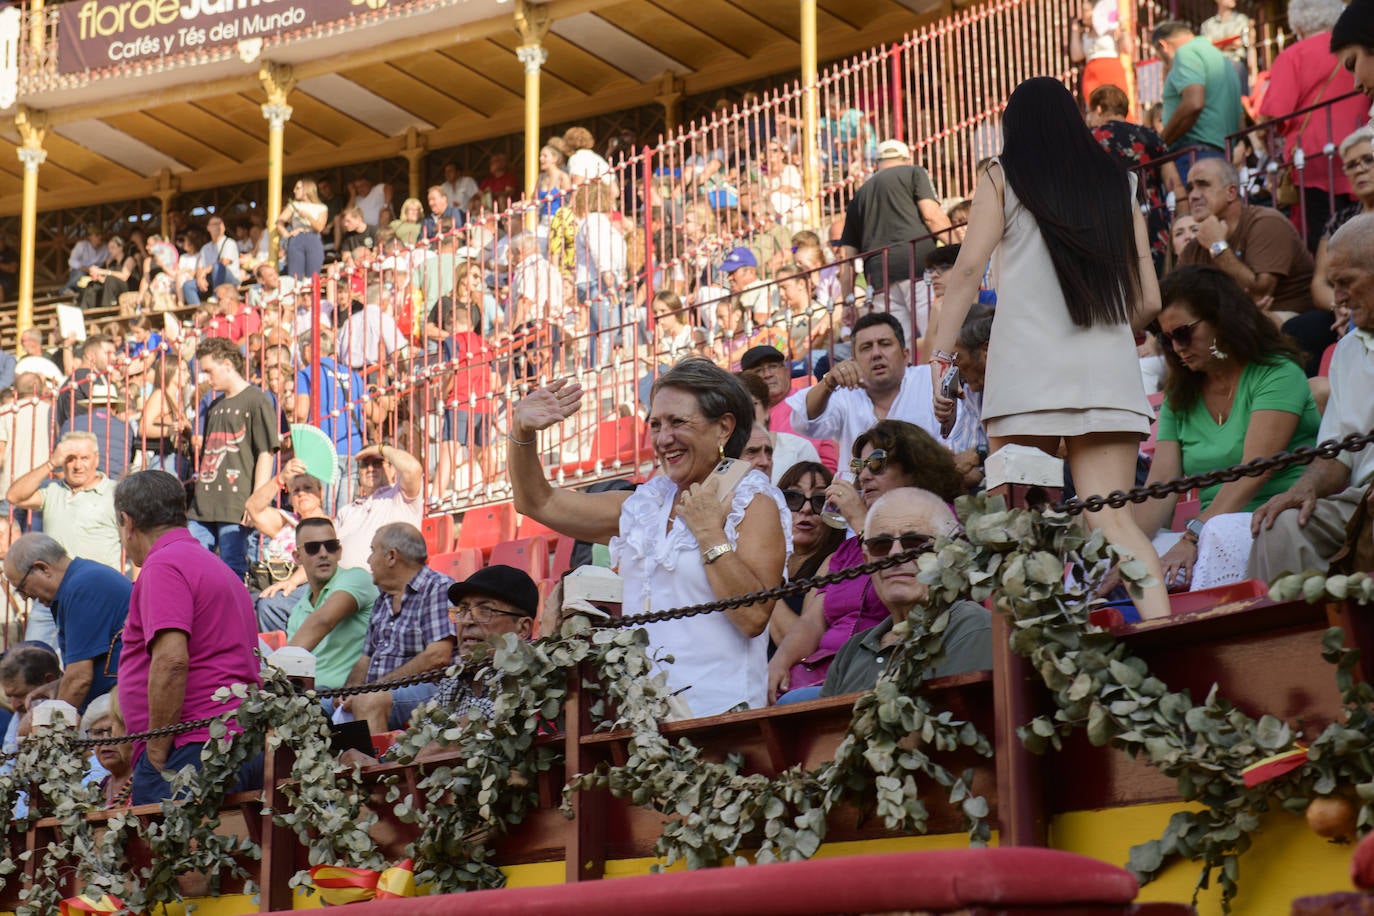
[1240,746,1308,788]
[311,859,419,905]
[59,893,127,915]
[375,859,416,899]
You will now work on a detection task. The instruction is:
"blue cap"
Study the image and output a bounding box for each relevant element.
[720,247,758,273]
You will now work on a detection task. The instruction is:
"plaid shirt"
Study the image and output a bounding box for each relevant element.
[431,669,498,722]
[364,566,456,682]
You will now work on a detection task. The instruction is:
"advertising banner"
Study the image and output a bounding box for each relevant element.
[56,0,388,75]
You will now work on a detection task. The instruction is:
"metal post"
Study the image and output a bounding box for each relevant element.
[15,107,46,349]
[310,273,322,428]
[800,0,821,229]
[259,62,295,267]
[642,145,655,308]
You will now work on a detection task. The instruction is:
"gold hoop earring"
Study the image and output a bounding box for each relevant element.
[718,442,725,461]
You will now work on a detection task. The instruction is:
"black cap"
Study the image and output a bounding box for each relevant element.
[447,565,540,618]
[740,345,786,371]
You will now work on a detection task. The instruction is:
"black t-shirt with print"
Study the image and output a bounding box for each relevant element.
[189,386,280,523]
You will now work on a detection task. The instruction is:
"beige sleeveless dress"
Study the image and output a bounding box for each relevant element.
[982,165,1152,439]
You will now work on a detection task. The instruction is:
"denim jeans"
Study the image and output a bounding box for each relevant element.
[580,280,622,366]
[188,519,249,581]
[131,742,264,806]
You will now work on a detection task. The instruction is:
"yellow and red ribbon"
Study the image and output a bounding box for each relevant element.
[60,893,128,915]
[310,858,417,906]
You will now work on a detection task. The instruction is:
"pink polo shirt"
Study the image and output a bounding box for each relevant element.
[119,528,260,757]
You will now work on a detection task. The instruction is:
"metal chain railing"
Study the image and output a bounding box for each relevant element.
[598,425,1374,629]
[23,424,1374,750]
[65,668,451,750]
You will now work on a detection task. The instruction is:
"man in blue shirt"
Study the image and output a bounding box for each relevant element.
[1153,20,1243,182]
[294,327,367,512]
[420,185,466,242]
[3,533,129,712]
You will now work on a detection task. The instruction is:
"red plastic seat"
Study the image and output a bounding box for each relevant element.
[1171,496,1201,530]
[259,631,287,651]
[551,535,575,579]
[422,514,455,555]
[517,514,558,541]
[429,548,483,582]
[1169,578,1269,616]
[556,417,648,477]
[1319,342,1338,377]
[488,536,550,581]
[456,503,516,555]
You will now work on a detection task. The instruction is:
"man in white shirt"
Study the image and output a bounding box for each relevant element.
[14,330,64,388]
[349,175,392,226]
[1249,214,1374,578]
[510,234,564,328]
[439,162,479,213]
[787,312,947,464]
[195,216,241,299]
[61,229,107,293]
[337,291,407,371]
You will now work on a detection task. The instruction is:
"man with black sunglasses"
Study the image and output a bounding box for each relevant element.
[284,517,378,690]
[820,488,991,698]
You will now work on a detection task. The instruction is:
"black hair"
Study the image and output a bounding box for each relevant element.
[0,644,62,688]
[925,244,962,270]
[651,357,754,458]
[999,77,1141,329]
[775,461,845,580]
[1157,266,1306,413]
[195,336,246,376]
[114,470,188,532]
[1150,20,1194,44]
[852,311,906,349]
[1332,0,1374,52]
[295,516,336,541]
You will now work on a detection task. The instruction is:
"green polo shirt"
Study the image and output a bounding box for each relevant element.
[820,600,993,698]
[1163,36,1242,151]
[286,566,378,688]
[40,475,122,571]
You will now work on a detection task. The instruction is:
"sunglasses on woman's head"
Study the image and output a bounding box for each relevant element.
[300,538,341,556]
[850,449,889,476]
[862,532,933,557]
[781,490,826,514]
[1156,319,1202,349]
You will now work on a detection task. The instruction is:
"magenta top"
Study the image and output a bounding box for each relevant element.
[119,528,261,758]
[789,536,889,686]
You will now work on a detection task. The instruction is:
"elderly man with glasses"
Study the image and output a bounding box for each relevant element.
[284,516,378,689]
[3,533,129,712]
[820,487,991,698]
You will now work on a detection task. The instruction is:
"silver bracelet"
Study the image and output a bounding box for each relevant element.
[506,431,535,447]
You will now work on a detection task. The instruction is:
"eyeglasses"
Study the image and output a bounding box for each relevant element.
[862,532,934,557]
[1156,319,1202,349]
[357,457,386,469]
[13,564,36,599]
[88,727,114,739]
[1342,153,1374,175]
[449,602,526,625]
[781,490,827,514]
[300,539,341,556]
[850,448,889,476]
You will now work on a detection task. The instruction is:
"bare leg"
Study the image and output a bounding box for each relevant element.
[436,439,456,499]
[988,433,1169,620]
[1062,432,1170,620]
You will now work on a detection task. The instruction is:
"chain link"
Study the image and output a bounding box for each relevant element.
[598,426,1374,628]
[1054,430,1374,515]
[36,426,1374,745]
[64,669,451,749]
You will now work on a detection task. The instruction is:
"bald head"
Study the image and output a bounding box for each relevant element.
[1327,213,1374,332]
[863,488,957,620]
[864,487,957,538]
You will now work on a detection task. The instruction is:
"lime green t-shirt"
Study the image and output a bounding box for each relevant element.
[1162,36,1242,151]
[1157,357,1319,511]
[286,566,378,688]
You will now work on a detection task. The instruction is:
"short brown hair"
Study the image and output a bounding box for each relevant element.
[1088,84,1131,118]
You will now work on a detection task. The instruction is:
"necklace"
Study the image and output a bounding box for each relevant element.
[1207,370,1240,425]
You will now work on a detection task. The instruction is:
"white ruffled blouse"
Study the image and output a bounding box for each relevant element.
[610,471,792,716]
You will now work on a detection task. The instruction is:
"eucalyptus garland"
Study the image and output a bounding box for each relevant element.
[0,505,1371,915]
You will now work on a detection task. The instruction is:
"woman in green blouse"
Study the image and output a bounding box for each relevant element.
[1136,265,1320,590]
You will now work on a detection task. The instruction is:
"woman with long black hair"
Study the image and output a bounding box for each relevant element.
[930,76,1170,619]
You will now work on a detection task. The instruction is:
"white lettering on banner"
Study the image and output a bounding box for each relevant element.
[107,33,162,59]
[243,6,304,33]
